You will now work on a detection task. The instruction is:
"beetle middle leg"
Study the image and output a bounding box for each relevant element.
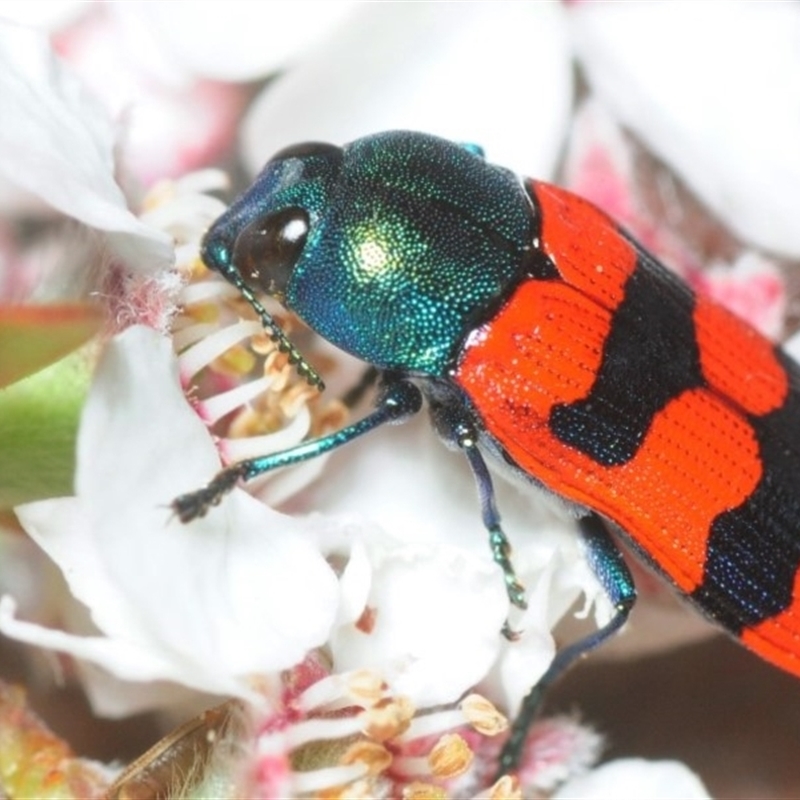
[428,399,527,618]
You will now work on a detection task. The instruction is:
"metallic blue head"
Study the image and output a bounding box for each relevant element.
[201,131,534,379]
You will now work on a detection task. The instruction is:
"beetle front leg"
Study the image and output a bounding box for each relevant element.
[173,377,423,522]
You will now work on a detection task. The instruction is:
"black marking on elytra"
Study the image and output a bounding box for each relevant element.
[691,349,800,633]
[549,248,703,466]
[521,185,560,281]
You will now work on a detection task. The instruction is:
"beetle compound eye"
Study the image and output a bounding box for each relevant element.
[232,207,310,300]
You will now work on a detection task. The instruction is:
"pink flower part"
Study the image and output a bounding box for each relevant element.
[258,653,333,737]
[252,747,293,800]
[564,115,633,222]
[565,103,788,340]
[473,715,602,794]
[694,253,786,341]
[251,658,393,797]
[54,10,249,185]
[100,261,183,334]
[121,79,249,186]
[250,655,336,798]
[563,101,701,280]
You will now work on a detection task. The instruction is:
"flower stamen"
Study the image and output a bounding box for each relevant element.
[296,670,388,713]
[394,733,473,780]
[177,319,263,379]
[400,694,507,742]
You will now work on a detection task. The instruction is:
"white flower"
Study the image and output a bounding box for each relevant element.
[1,326,340,706]
[293,401,607,717]
[570,0,800,257]
[3,8,765,793]
[330,534,509,707]
[2,3,359,185]
[241,1,572,180]
[0,14,600,728]
[104,1,359,85]
[553,758,710,799]
[0,20,171,275]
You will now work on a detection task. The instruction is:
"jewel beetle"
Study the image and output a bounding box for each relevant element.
[174,130,800,776]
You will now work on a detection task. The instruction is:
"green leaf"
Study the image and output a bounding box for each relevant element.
[0,344,96,509]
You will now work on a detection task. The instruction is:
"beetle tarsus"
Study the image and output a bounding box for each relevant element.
[172,466,245,522]
[489,526,528,610]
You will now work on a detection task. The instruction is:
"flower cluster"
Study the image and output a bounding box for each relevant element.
[3,2,799,797]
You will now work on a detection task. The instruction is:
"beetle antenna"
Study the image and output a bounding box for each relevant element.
[226,272,325,391]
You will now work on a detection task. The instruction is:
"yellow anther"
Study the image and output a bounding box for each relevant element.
[460,694,508,737]
[363,697,414,742]
[402,781,448,800]
[487,774,522,800]
[345,671,387,705]
[214,344,256,377]
[340,741,393,777]
[428,733,473,779]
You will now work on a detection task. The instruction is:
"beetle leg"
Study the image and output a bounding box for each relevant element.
[428,406,529,616]
[172,377,423,522]
[496,513,637,777]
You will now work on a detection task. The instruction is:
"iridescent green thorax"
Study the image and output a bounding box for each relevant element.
[202,131,536,377]
[287,133,534,376]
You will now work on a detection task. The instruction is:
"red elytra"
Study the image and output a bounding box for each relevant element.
[455,180,800,680]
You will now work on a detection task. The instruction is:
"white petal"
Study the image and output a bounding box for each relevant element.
[305,412,602,622]
[334,535,372,627]
[242,1,571,179]
[0,1,88,29]
[329,539,507,708]
[110,2,359,84]
[14,497,159,646]
[0,21,172,272]
[302,414,579,567]
[0,595,182,684]
[77,327,340,676]
[75,659,203,719]
[552,758,710,800]
[572,1,800,256]
[491,565,560,713]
